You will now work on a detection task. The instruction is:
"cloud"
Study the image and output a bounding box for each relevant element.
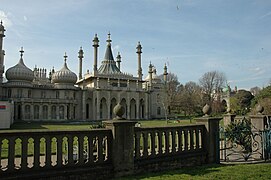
[113,45,120,50]
[23,16,27,21]
[259,11,271,19]
[0,10,12,27]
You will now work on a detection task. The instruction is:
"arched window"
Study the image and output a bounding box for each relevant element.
[157,107,161,115]
[42,105,48,119]
[24,105,31,119]
[34,105,39,119]
[59,106,64,119]
[51,106,56,119]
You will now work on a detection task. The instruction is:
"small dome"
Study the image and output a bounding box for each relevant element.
[52,54,77,84]
[144,68,162,83]
[6,48,34,82]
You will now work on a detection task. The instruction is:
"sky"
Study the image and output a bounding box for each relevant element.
[0,0,271,90]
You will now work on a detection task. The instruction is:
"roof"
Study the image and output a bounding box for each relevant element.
[98,37,121,74]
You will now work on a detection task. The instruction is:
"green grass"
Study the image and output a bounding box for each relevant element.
[115,163,271,180]
[8,119,196,131]
[9,122,95,131]
[136,119,195,127]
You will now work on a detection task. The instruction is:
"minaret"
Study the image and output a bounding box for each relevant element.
[116,52,121,70]
[136,41,142,80]
[92,34,99,75]
[0,20,6,83]
[78,47,84,80]
[163,63,168,83]
[148,62,153,89]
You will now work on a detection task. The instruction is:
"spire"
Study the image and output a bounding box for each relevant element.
[0,20,2,26]
[64,52,67,63]
[116,52,121,70]
[163,63,168,83]
[137,41,143,80]
[106,32,112,45]
[20,47,24,58]
[78,47,84,79]
[92,33,99,47]
[98,33,121,74]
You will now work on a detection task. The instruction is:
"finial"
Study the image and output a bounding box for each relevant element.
[64,52,67,62]
[20,47,24,58]
[107,31,112,44]
[0,20,2,25]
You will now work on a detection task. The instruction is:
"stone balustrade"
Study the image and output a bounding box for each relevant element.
[0,129,112,175]
[134,125,205,160]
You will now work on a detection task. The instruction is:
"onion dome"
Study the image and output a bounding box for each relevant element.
[6,47,34,82]
[52,53,77,84]
[98,33,121,74]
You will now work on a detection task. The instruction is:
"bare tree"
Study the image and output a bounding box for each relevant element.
[159,72,180,114]
[177,81,203,117]
[199,71,226,104]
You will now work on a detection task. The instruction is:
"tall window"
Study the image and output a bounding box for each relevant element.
[59,106,64,119]
[34,105,39,119]
[157,107,161,115]
[56,91,59,99]
[24,105,31,119]
[28,90,32,98]
[51,106,56,119]
[42,105,48,119]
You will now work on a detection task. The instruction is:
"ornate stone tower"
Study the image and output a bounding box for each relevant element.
[92,34,99,76]
[116,52,121,70]
[136,42,142,80]
[163,63,168,83]
[78,47,84,80]
[0,21,6,83]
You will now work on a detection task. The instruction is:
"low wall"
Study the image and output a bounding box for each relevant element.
[134,125,207,173]
[0,116,221,179]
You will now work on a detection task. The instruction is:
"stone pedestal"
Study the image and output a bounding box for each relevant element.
[223,113,236,128]
[103,120,137,177]
[250,114,267,160]
[196,117,222,163]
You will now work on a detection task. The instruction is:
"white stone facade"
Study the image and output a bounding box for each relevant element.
[0,24,168,122]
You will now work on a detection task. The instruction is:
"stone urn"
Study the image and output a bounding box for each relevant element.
[256,104,264,115]
[113,103,125,120]
[202,104,212,116]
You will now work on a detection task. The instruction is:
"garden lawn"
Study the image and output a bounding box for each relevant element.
[9,119,196,131]
[115,163,271,180]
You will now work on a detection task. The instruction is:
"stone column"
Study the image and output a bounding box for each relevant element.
[127,93,130,120]
[96,91,100,120]
[107,91,111,119]
[82,90,86,120]
[103,104,137,177]
[250,104,266,160]
[195,104,222,163]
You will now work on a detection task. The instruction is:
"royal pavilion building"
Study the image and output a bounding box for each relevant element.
[0,22,168,125]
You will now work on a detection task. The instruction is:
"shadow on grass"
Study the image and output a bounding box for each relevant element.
[115,164,231,180]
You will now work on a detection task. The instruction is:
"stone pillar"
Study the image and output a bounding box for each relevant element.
[96,91,100,120]
[223,113,236,128]
[103,104,137,177]
[250,104,267,160]
[195,104,222,163]
[82,90,86,120]
[127,93,130,120]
